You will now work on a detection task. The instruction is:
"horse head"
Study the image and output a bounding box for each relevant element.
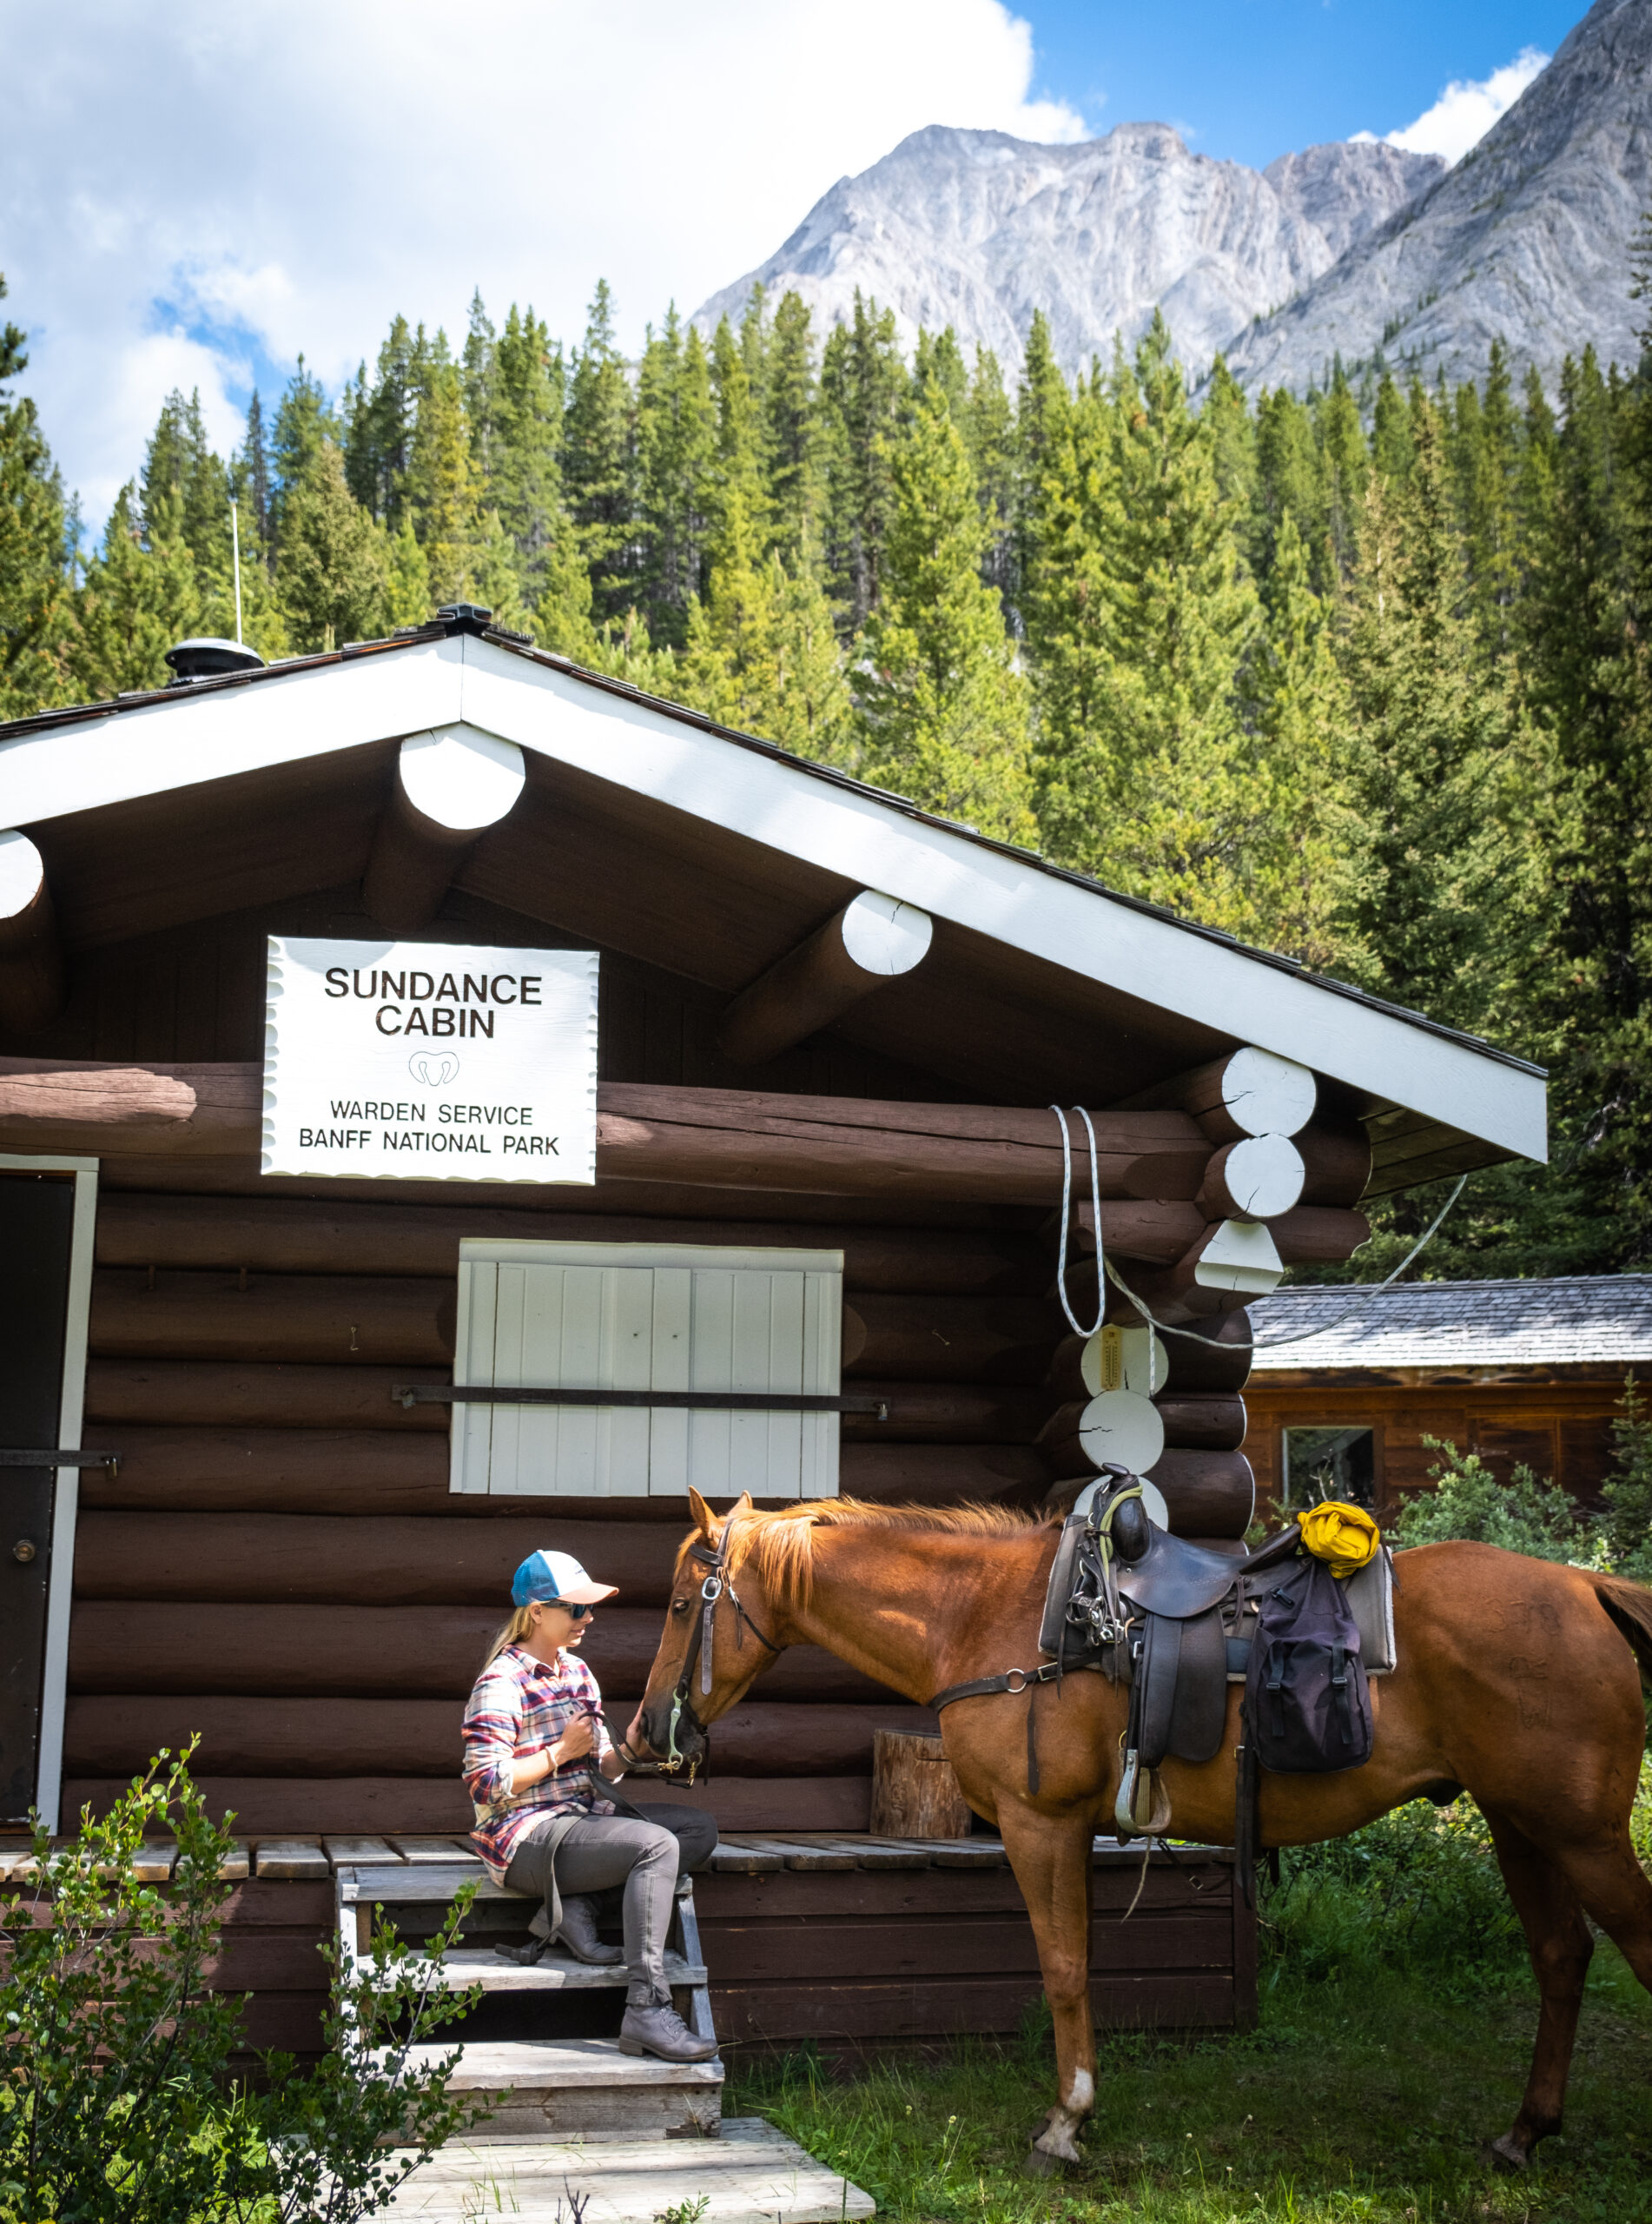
[634,1486,787,1776]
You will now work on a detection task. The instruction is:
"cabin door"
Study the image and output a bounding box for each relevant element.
[0,1165,93,1827]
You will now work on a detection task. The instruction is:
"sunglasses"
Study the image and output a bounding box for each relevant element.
[555,1600,593,1620]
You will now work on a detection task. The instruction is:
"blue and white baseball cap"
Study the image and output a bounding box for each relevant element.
[512,1549,618,1608]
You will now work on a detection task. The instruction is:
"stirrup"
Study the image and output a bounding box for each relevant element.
[1114,1749,1173,1838]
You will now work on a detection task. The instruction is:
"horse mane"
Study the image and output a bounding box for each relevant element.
[731,1497,1050,1609]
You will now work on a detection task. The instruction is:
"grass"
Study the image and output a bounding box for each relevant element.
[727,1953,1652,2224]
[724,1795,1652,2224]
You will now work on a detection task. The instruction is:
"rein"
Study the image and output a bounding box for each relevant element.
[660,1514,783,1777]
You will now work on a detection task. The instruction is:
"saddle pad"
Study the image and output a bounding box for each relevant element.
[1344,1548,1397,1675]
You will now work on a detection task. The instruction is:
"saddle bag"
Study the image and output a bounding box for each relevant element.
[1245,1555,1373,1774]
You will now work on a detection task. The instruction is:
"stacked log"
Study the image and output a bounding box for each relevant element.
[63,1185,1038,1831]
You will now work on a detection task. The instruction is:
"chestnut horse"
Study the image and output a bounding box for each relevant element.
[633,1491,1652,2174]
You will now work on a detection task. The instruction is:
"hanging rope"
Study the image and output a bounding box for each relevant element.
[1050,1104,1107,1339]
[1101,1174,1468,1353]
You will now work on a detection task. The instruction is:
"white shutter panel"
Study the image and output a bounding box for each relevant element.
[448,1241,843,1499]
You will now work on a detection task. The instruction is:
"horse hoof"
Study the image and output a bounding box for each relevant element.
[1488,2135,1530,2174]
[1024,2147,1065,2179]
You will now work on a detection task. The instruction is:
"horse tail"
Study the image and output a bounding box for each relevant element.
[1589,1572,1652,1688]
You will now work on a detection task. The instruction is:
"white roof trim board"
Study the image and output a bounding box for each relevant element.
[1249,1276,1652,1371]
[0,630,1547,1164]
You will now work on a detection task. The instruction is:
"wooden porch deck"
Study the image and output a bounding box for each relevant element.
[0,1828,1255,2055]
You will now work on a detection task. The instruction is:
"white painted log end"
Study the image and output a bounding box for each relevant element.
[1215,1133,1305,1219]
[1077,1388,1166,1474]
[1193,1218,1285,1297]
[0,830,47,918]
[1080,1323,1167,1398]
[1222,1047,1317,1137]
[840,890,934,978]
[400,723,526,832]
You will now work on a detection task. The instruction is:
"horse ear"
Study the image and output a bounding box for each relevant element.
[730,1491,754,1519]
[687,1486,718,1537]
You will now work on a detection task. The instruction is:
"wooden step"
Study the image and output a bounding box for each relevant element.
[380,2115,874,2221]
[413,1943,706,1992]
[395,2036,724,2142]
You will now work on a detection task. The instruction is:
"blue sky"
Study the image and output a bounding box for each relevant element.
[1024,0,1578,166]
[2,0,1584,520]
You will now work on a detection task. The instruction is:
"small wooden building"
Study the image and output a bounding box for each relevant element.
[0,606,1546,2048]
[1244,1274,1649,1513]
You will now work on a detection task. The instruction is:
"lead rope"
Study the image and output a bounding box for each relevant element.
[1050,1105,1107,1339]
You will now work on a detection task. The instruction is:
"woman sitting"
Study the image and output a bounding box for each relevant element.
[462,1546,717,2063]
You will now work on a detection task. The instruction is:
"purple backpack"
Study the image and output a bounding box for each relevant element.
[1245,1553,1374,1773]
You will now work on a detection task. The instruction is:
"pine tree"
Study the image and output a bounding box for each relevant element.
[960,346,1015,612]
[1370,372,1414,483]
[708,313,768,554]
[0,275,73,718]
[268,359,339,559]
[1201,357,1258,540]
[1028,314,1259,930]
[406,342,486,608]
[562,281,636,623]
[1332,400,1517,1035]
[488,306,565,606]
[1247,512,1356,968]
[1518,342,1652,1261]
[635,309,715,647]
[1313,364,1369,582]
[819,292,905,630]
[678,491,851,760]
[144,389,232,583]
[1253,386,1321,579]
[1453,340,1523,652]
[1012,309,1069,616]
[239,391,273,556]
[343,316,426,527]
[67,481,200,698]
[763,291,821,560]
[275,440,393,652]
[856,369,1034,841]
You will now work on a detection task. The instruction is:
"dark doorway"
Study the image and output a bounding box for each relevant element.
[1,1173,76,1824]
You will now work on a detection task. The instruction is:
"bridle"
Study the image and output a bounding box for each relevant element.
[658,1512,783,1779]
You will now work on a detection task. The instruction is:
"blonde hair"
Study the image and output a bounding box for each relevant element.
[485,1604,539,1670]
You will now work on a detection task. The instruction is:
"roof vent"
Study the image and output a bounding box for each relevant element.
[164,637,267,681]
[435,603,494,635]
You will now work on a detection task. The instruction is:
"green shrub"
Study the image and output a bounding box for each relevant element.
[1392,1378,1652,1580]
[0,1745,490,2224]
[1263,1797,1523,1991]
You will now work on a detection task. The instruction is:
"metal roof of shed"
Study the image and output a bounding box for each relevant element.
[1249,1275,1652,1372]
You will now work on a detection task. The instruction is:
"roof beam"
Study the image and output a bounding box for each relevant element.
[361,725,525,934]
[717,892,934,1066]
[0,831,67,1037]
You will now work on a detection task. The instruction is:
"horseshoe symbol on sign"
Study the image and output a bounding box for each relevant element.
[408,1053,460,1086]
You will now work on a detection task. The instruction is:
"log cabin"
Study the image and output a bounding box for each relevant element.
[0,604,1547,2053]
[1244,1274,1649,1513]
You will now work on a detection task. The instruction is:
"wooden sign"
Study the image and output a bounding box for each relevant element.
[261,937,598,1184]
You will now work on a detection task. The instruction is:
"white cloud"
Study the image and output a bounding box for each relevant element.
[1,0,1087,523]
[1373,46,1550,166]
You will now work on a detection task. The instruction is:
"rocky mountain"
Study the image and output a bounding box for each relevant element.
[1224,0,1652,394]
[694,124,1442,378]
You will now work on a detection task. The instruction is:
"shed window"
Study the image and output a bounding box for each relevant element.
[1282,1425,1376,1508]
[450,1240,843,1499]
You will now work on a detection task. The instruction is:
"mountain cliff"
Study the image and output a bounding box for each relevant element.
[1223,0,1652,394]
[693,123,1442,377]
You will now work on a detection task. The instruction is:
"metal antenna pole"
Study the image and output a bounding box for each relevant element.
[230,497,244,645]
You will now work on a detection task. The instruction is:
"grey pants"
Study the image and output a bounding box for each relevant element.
[505,1806,717,2006]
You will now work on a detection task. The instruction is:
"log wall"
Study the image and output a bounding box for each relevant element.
[63,1178,1269,1831]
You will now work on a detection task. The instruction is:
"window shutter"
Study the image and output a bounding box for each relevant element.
[450,1240,843,1499]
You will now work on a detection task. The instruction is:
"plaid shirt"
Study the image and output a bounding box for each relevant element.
[462,1643,616,1882]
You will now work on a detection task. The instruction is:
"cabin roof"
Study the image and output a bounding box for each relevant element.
[0,613,1546,1185]
[1248,1274,1652,1372]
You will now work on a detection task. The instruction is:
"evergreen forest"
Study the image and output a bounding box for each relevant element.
[3,265,1651,1281]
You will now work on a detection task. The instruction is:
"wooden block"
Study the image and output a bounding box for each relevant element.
[392,1836,476,1863]
[131,1840,177,1881]
[218,1840,253,1880]
[254,1837,330,1880]
[869,1728,973,1839]
[321,1835,402,1866]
